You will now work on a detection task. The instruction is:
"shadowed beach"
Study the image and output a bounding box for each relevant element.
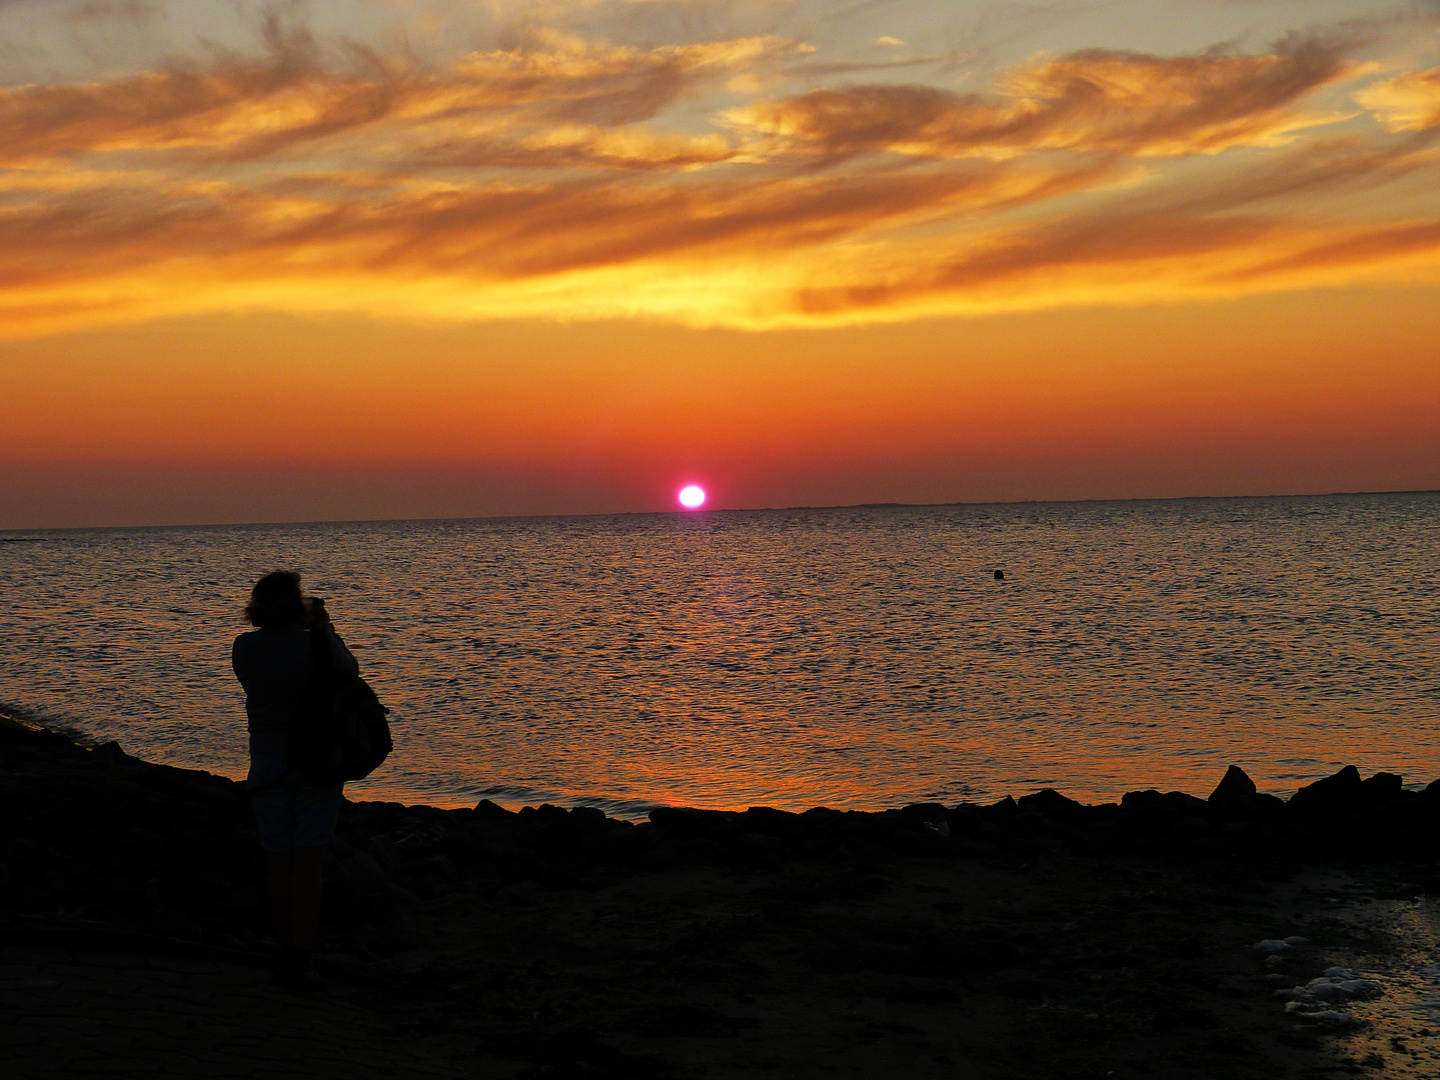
[5,712,1440,1079]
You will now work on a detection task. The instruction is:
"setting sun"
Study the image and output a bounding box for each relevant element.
[678,485,707,509]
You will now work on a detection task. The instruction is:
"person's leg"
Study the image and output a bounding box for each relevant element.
[266,849,297,946]
[270,781,342,990]
[287,781,342,953]
[266,845,326,991]
[289,846,326,952]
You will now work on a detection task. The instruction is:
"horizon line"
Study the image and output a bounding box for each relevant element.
[3,487,1436,536]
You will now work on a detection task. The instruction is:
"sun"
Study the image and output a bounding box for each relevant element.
[678,485,707,509]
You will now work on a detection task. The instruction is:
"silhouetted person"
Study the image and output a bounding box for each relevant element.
[233,570,358,991]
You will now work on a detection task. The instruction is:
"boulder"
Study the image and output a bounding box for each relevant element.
[569,805,608,830]
[1016,788,1084,818]
[1208,765,1257,803]
[738,806,798,837]
[1357,771,1403,811]
[943,806,982,835]
[1288,766,1363,816]
[899,801,949,820]
[981,796,1018,820]
[1119,790,1212,836]
[648,806,733,840]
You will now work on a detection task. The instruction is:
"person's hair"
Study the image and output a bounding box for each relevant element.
[244,570,305,629]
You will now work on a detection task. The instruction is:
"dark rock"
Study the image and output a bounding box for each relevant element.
[1354,792,1421,838]
[1123,789,1203,817]
[1249,793,1287,818]
[569,805,607,830]
[798,806,846,838]
[732,832,786,870]
[982,796,1018,819]
[738,806,798,837]
[1289,766,1363,816]
[649,806,734,840]
[1017,788,1083,818]
[943,806,982,835]
[1208,765,1257,803]
[1120,789,1166,814]
[899,802,949,823]
[1164,791,1211,814]
[473,799,514,819]
[1120,791,1212,834]
[1357,772,1403,811]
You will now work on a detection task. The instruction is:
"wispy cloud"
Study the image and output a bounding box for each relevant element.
[0,18,794,165]
[0,13,1437,334]
[729,40,1362,161]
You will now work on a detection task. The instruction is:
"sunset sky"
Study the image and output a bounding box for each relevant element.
[2,0,1438,528]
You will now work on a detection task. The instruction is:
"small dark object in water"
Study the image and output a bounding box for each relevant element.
[993,569,1004,580]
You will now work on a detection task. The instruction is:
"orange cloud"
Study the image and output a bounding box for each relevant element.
[0,22,1437,335]
[1357,66,1440,131]
[729,40,1360,161]
[0,157,1121,328]
[0,19,791,166]
[792,212,1440,321]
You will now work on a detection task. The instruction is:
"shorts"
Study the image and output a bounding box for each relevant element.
[247,751,345,853]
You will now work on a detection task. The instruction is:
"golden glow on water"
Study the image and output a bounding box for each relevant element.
[0,496,1436,817]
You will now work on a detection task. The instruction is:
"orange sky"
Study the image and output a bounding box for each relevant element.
[0,2,1437,527]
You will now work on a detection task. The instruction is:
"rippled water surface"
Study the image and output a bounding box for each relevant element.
[1,494,1437,816]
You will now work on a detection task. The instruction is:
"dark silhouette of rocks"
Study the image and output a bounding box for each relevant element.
[1209,763,1257,803]
[6,712,1439,948]
[6,712,1440,1079]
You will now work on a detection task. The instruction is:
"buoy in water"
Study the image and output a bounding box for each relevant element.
[994,569,1005,580]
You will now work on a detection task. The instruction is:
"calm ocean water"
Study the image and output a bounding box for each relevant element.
[1,494,1436,817]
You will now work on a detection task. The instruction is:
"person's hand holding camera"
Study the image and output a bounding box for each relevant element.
[304,596,332,628]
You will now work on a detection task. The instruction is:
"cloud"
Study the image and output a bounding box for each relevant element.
[1,141,1436,336]
[1357,66,1440,131]
[0,155,1117,292]
[63,1,157,22]
[0,18,1437,335]
[402,123,738,170]
[729,39,1362,161]
[790,209,1440,322]
[0,20,793,165]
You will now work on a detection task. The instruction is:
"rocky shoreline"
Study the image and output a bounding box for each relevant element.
[5,712,1440,1079]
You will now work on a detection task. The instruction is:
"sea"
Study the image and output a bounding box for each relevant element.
[1,493,1436,818]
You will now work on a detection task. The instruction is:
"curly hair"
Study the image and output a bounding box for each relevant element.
[244,570,306,629]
